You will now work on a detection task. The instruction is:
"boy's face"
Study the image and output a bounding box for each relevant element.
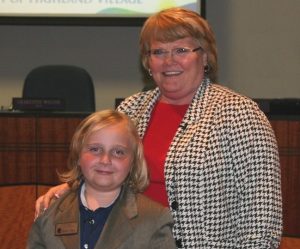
[79,121,133,193]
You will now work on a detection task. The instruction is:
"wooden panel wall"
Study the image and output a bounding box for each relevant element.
[0,116,36,184]
[0,114,299,239]
[270,120,300,237]
[0,114,85,185]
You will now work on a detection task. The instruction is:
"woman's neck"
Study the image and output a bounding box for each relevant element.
[159,93,193,105]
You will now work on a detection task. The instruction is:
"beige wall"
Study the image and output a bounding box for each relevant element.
[207,0,300,99]
[0,0,299,110]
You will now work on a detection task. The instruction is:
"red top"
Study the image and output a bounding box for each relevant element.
[142,101,188,207]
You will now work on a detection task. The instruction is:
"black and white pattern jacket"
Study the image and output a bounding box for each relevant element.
[117,79,282,249]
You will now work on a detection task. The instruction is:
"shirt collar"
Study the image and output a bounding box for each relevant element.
[79,182,121,209]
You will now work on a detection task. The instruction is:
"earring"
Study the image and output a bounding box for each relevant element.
[204,64,210,74]
[148,68,152,77]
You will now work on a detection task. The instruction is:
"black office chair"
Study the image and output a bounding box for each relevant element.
[23,65,95,112]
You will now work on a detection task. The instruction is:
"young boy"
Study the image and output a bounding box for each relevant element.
[27,110,176,249]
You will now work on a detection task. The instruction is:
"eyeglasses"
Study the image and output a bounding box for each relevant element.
[147,46,202,60]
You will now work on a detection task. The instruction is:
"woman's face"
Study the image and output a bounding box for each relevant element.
[79,122,133,193]
[148,37,207,104]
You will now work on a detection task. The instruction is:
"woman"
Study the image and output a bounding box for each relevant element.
[35,8,282,248]
[28,110,176,249]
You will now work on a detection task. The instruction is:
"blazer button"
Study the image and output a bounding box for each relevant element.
[171,201,178,211]
[176,239,183,248]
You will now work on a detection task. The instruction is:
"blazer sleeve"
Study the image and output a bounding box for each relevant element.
[228,99,282,248]
[26,219,46,249]
[149,207,177,249]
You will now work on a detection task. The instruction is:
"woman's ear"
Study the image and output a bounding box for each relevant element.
[202,52,208,66]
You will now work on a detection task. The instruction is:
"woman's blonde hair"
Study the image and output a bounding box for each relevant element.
[140,7,218,82]
[59,109,149,193]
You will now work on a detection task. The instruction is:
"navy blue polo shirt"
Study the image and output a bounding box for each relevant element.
[79,183,117,249]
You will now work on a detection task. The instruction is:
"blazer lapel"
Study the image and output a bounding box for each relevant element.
[94,187,137,249]
[54,190,80,249]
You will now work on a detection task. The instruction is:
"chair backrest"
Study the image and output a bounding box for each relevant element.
[23,65,95,112]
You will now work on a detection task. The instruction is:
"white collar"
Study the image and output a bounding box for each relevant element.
[80,182,120,209]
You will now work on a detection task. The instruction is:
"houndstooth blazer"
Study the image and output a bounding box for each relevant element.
[117,79,282,249]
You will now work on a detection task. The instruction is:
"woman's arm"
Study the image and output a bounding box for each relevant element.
[34,183,69,219]
[229,100,282,248]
